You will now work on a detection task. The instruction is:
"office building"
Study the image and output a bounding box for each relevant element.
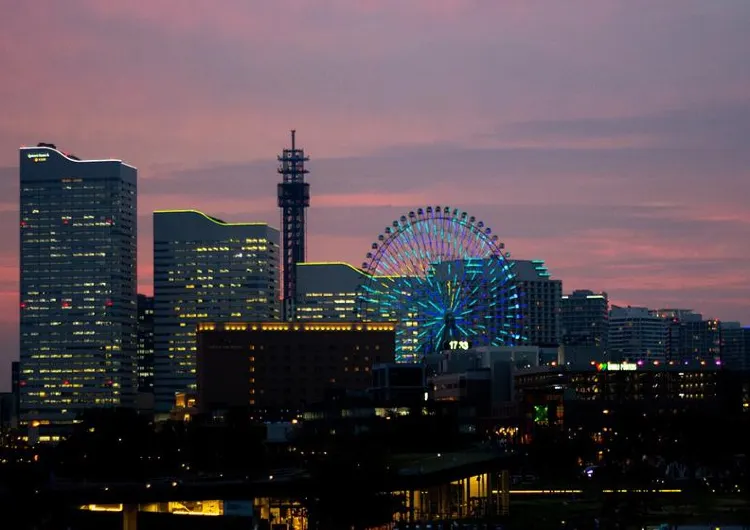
[515,362,739,437]
[295,262,368,321]
[513,260,562,347]
[655,309,721,362]
[137,294,154,392]
[11,361,20,420]
[153,210,280,411]
[561,290,609,365]
[19,144,137,442]
[608,306,666,361]
[196,322,395,416]
[721,322,750,371]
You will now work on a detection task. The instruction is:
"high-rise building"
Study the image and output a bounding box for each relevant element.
[654,309,721,362]
[137,294,155,393]
[19,144,137,442]
[153,210,280,412]
[295,262,367,321]
[608,306,666,361]
[561,290,609,365]
[277,130,310,320]
[720,322,750,371]
[513,260,562,347]
[11,361,20,425]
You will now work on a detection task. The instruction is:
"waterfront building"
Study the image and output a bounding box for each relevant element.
[196,322,395,416]
[153,210,280,411]
[721,322,750,371]
[137,294,154,393]
[19,144,137,442]
[294,262,366,321]
[654,309,721,363]
[561,290,609,365]
[513,260,562,348]
[608,306,666,361]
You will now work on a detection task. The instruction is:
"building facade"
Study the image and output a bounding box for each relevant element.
[515,363,740,438]
[561,290,609,365]
[721,322,750,371]
[654,309,721,363]
[153,210,280,411]
[294,262,366,321]
[137,294,155,393]
[513,260,562,348]
[608,306,666,362]
[196,322,395,416]
[19,144,137,442]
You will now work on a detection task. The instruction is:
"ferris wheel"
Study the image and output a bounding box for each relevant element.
[358,206,523,363]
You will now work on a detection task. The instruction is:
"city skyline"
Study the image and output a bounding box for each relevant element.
[2,1,750,387]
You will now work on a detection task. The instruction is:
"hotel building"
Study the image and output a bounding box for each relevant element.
[513,260,562,348]
[561,290,609,365]
[19,144,137,442]
[608,306,667,361]
[152,210,280,412]
[294,262,367,321]
[196,322,395,415]
[137,294,155,393]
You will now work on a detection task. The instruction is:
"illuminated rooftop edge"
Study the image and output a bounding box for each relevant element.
[153,209,269,227]
[20,145,137,170]
[197,322,397,332]
[298,261,393,279]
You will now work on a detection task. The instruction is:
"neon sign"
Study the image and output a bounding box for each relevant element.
[596,362,637,371]
[27,152,50,162]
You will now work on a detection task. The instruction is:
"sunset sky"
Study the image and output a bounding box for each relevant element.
[1,1,749,388]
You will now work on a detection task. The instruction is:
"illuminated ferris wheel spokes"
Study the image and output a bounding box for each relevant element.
[358,206,523,362]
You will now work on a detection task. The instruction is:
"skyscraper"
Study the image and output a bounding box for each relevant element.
[513,260,562,348]
[608,306,666,361]
[19,144,137,442]
[137,294,155,393]
[295,262,367,321]
[721,322,750,371]
[654,309,721,363]
[153,210,280,412]
[561,290,609,365]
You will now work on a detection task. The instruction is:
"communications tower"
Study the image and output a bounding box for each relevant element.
[277,130,310,320]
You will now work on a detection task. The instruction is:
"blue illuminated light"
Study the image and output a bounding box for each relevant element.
[357,206,523,362]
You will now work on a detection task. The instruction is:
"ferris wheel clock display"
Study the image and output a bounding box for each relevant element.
[358,206,523,363]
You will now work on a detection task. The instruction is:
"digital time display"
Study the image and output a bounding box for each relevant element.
[444,340,471,351]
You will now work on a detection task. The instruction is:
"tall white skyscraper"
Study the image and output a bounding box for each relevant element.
[19,144,137,443]
[153,210,280,412]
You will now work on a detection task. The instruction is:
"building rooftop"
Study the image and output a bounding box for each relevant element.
[197,322,396,333]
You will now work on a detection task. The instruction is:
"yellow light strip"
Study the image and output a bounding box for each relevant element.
[80,504,123,512]
[298,261,395,279]
[197,322,396,332]
[153,209,268,227]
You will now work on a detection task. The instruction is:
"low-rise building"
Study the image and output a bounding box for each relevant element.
[196,322,395,417]
[514,361,741,438]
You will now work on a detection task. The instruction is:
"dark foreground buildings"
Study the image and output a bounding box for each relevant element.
[515,361,747,438]
[196,322,396,416]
